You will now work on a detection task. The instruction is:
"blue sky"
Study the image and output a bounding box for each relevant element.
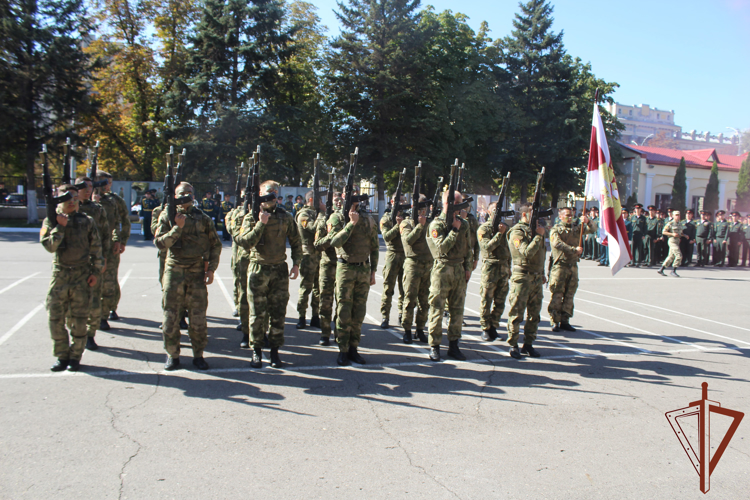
[307,0,750,136]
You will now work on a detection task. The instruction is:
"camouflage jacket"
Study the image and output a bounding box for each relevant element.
[328,208,379,271]
[155,205,221,271]
[237,205,302,267]
[41,207,104,275]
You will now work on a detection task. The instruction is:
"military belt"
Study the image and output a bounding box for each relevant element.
[513,266,542,276]
[53,262,89,271]
[337,258,369,266]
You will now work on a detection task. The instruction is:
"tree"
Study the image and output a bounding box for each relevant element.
[647,130,679,149]
[671,157,687,213]
[736,154,750,211]
[704,159,720,214]
[0,0,96,222]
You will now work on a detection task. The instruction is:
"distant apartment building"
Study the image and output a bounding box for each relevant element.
[605,102,741,155]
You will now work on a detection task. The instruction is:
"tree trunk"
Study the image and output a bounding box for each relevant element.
[25,139,38,224]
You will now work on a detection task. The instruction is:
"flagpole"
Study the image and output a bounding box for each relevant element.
[579,88,599,249]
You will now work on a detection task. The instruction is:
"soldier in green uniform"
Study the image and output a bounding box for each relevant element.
[425,190,472,362]
[741,215,750,267]
[629,203,647,266]
[657,210,684,277]
[155,182,222,371]
[727,211,744,267]
[476,202,511,342]
[712,210,729,266]
[200,192,218,227]
[379,194,406,329]
[694,210,714,267]
[645,205,658,266]
[328,193,379,366]
[680,209,697,266]
[295,190,324,330]
[505,202,547,359]
[548,207,594,332]
[221,194,234,241]
[314,192,343,346]
[236,181,301,368]
[228,198,253,346]
[654,210,667,263]
[41,185,104,372]
[398,195,432,344]
[139,190,159,241]
[95,171,131,326]
[463,204,481,270]
[72,177,110,351]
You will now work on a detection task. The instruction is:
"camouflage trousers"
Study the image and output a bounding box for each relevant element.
[66,268,104,338]
[427,262,467,346]
[319,259,337,336]
[662,239,682,268]
[101,249,121,319]
[506,272,543,347]
[479,262,510,330]
[335,263,371,351]
[400,258,432,332]
[47,266,92,361]
[158,250,166,289]
[247,262,290,349]
[297,252,321,317]
[236,254,250,335]
[231,243,240,308]
[547,264,578,324]
[380,251,404,318]
[162,263,208,359]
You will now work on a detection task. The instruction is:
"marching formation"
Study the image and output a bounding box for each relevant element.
[37,144,749,373]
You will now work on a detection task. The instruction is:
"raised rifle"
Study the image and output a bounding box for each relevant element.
[249,145,276,221]
[62,138,71,184]
[342,147,359,223]
[313,154,323,215]
[490,172,515,234]
[529,167,554,234]
[165,147,176,223]
[234,162,244,206]
[325,168,336,218]
[390,168,407,224]
[443,159,459,228]
[429,176,444,220]
[411,162,422,222]
[89,141,107,188]
[41,145,72,228]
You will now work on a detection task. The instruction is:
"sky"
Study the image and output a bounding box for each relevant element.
[307,0,750,137]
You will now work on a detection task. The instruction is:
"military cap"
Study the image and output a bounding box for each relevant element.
[685,209,694,214]
[730,211,740,216]
[699,210,709,214]
[633,203,643,208]
[716,210,726,215]
[647,205,656,210]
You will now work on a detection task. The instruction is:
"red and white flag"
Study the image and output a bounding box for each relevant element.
[584,102,632,275]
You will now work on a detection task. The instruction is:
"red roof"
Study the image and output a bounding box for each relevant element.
[619,143,748,172]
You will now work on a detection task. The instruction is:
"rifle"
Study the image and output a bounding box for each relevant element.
[41,145,72,228]
[165,146,176,223]
[89,141,107,188]
[529,167,554,234]
[174,148,185,187]
[62,138,71,184]
[411,162,422,222]
[443,159,459,228]
[234,162,244,206]
[490,172,515,234]
[429,176,444,220]
[248,145,276,221]
[313,154,322,215]
[342,147,359,223]
[390,168,407,224]
[325,168,336,218]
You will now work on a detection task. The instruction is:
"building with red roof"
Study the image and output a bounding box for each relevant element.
[617,143,748,213]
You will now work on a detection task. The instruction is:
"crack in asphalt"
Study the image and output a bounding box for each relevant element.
[473,349,498,417]
[105,387,143,500]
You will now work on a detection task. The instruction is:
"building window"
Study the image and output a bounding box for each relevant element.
[657,113,661,119]
[692,195,703,214]
[629,110,633,116]
[655,194,672,212]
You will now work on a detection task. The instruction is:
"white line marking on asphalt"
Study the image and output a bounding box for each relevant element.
[0,303,45,347]
[0,272,40,295]
[214,272,235,312]
[119,268,133,288]
[577,288,750,333]
[365,313,430,355]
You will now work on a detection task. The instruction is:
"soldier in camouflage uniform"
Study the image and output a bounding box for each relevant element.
[476,202,511,342]
[151,203,167,286]
[155,182,222,371]
[228,197,254,347]
[95,171,131,327]
[313,193,342,346]
[41,185,104,372]
[328,194,379,366]
[379,194,406,329]
[425,190,472,362]
[295,190,324,330]
[71,177,110,351]
[506,202,547,359]
[657,210,684,277]
[237,181,302,369]
[398,194,432,344]
[548,207,594,332]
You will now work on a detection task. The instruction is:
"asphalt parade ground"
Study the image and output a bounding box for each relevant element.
[1,231,748,499]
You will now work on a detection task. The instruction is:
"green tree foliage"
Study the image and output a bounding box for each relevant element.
[671,157,687,213]
[735,154,750,211]
[704,160,720,214]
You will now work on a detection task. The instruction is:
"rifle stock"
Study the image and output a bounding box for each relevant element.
[429,176,444,220]
[342,147,359,224]
[491,172,514,233]
[62,138,71,184]
[529,167,554,233]
[313,154,321,215]
[166,146,176,223]
[41,145,72,228]
[90,141,107,188]
[411,162,422,222]
[234,162,243,206]
[443,159,459,228]
[390,168,406,224]
[326,168,336,218]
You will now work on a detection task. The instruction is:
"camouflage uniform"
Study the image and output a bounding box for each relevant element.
[399,217,433,333]
[155,206,221,359]
[296,206,322,319]
[74,199,110,338]
[426,213,472,346]
[41,208,104,361]
[237,205,302,349]
[230,208,251,336]
[466,212,480,265]
[506,221,546,347]
[328,208,379,351]
[151,205,167,287]
[314,212,339,338]
[477,221,511,331]
[379,213,405,320]
[547,219,594,325]
[661,220,683,268]
[98,191,131,318]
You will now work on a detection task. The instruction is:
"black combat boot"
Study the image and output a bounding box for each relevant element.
[347,345,366,364]
[509,346,522,359]
[560,322,576,332]
[67,359,81,372]
[670,268,680,277]
[109,311,120,321]
[296,316,306,329]
[264,334,270,348]
[164,356,180,371]
[250,348,262,369]
[86,337,99,351]
[50,358,69,372]
[429,346,440,362]
[232,309,239,317]
[319,335,330,346]
[240,334,250,349]
[337,350,350,366]
[552,323,561,332]
[521,344,541,358]
[656,267,666,276]
[416,329,428,343]
[398,313,402,325]
[447,340,466,361]
[235,323,242,331]
[403,330,413,344]
[100,319,110,331]
[309,315,321,328]
[380,317,389,329]
[179,317,189,330]
[269,347,282,369]
[192,357,209,370]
